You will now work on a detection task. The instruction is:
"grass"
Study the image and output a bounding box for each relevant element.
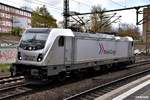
[0,64,10,73]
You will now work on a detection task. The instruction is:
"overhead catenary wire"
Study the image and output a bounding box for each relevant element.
[1,0,63,13]
[69,4,150,16]
[23,0,62,13]
[100,13,117,27]
[109,0,126,8]
[33,0,62,10]
[71,0,91,7]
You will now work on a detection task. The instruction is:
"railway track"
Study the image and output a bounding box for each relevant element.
[0,83,31,100]
[0,59,149,100]
[127,59,150,68]
[0,76,24,88]
[0,76,27,100]
[64,61,150,100]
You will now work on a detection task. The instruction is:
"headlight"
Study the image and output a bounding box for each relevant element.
[17,52,22,60]
[37,54,43,62]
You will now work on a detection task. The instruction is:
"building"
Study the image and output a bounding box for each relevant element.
[0,2,31,33]
[143,7,150,53]
[143,7,150,43]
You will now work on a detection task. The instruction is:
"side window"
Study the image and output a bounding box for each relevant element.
[131,42,133,46]
[58,36,64,47]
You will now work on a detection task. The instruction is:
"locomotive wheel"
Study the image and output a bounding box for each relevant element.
[10,66,16,76]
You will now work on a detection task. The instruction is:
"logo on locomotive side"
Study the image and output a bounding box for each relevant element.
[99,43,116,55]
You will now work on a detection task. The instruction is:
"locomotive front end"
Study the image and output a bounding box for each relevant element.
[10,28,51,82]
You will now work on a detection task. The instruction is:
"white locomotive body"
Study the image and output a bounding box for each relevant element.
[11,28,135,82]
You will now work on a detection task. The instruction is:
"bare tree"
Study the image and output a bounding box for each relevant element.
[90,6,112,33]
[117,23,141,40]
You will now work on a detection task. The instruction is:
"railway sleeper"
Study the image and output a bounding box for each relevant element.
[104,87,114,91]
[79,97,89,100]
[90,93,100,97]
[93,91,105,96]
[106,86,118,90]
[99,89,110,93]
[84,95,96,100]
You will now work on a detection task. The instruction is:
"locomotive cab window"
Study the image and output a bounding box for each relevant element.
[58,36,64,47]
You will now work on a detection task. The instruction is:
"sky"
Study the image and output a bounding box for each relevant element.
[0,0,150,30]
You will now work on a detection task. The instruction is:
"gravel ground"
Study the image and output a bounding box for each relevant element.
[12,61,150,100]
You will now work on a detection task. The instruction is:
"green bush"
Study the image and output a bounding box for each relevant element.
[11,27,23,36]
[0,64,10,73]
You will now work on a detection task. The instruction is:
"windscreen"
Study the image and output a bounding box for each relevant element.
[19,29,51,50]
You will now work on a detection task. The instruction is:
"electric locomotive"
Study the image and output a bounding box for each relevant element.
[10,28,135,83]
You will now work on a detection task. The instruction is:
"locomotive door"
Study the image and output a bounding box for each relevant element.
[64,37,73,66]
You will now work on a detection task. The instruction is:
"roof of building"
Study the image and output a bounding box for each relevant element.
[0,2,32,13]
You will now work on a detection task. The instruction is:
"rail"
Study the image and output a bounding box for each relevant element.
[64,61,150,100]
